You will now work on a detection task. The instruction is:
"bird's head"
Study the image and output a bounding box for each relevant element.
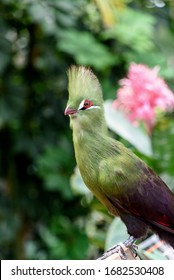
[65,66,106,132]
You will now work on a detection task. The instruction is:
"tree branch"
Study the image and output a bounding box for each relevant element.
[97,243,140,260]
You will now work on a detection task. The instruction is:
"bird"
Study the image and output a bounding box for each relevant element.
[64,65,174,256]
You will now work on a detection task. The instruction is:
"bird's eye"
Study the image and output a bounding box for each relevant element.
[78,99,93,111]
[84,101,89,106]
[83,99,93,109]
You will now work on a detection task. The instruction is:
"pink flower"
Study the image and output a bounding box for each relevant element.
[113,63,174,133]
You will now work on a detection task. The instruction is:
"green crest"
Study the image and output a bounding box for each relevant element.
[67,66,103,107]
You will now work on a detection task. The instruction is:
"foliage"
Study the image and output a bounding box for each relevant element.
[58,30,117,70]
[0,0,174,260]
[104,101,152,156]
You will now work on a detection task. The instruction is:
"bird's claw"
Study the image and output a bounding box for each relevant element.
[124,235,136,247]
[98,243,127,260]
[124,236,138,257]
[117,244,127,259]
[98,236,138,260]
[129,243,138,257]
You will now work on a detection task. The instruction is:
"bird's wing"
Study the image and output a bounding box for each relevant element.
[107,165,174,233]
[99,149,174,234]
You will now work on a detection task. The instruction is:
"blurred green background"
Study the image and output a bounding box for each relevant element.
[1,0,174,260]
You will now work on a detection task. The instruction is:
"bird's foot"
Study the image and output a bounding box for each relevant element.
[97,236,138,260]
[124,235,136,246]
[124,235,138,257]
[97,243,127,260]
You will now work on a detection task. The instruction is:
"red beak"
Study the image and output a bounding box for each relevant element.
[64,107,77,115]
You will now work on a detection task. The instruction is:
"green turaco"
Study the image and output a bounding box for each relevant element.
[65,66,174,257]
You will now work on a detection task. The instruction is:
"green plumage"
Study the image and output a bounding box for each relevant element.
[68,66,103,108]
[65,66,174,247]
[66,66,143,215]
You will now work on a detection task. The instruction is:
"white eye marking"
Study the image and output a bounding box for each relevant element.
[78,99,100,111]
[85,105,100,110]
[78,100,85,110]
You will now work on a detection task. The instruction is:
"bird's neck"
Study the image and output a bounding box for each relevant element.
[72,114,110,180]
[72,113,108,145]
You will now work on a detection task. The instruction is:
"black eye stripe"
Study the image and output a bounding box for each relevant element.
[79,99,93,110]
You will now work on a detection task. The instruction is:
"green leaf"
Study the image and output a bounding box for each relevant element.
[28,3,50,23]
[124,51,174,80]
[105,217,129,250]
[103,8,155,53]
[58,30,117,70]
[152,115,174,191]
[36,144,73,198]
[104,101,153,156]
[70,166,90,195]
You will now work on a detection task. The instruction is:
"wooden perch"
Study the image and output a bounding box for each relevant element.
[97,242,140,260]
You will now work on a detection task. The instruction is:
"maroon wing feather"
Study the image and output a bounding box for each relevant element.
[108,165,174,234]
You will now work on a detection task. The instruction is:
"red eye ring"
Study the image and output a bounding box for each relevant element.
[83,99,93,109]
